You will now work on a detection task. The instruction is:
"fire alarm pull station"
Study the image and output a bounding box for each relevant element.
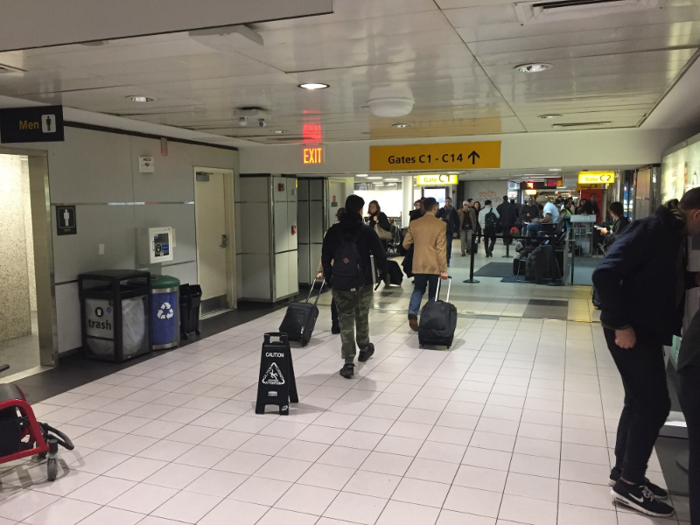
[291,225,297,235]
[138,227,174,265]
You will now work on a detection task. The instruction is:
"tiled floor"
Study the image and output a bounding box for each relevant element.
[0,244,690,525]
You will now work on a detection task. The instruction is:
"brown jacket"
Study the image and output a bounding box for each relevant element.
[458,207,477,231]
[403,213,447,275]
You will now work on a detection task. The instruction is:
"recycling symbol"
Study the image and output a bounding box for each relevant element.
[157,302,174,320]
[262,363,285,385]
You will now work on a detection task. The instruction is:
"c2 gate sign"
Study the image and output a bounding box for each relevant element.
[578,171,615,184]
[370,141,501,171]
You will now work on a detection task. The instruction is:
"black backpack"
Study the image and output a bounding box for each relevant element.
[332,229,365,291]
[485,210,499,231]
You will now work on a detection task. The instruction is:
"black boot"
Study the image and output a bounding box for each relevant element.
[339,363,354,379]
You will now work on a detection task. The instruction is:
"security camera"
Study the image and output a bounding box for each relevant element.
[238,117,248,127]
[258,118,267,128]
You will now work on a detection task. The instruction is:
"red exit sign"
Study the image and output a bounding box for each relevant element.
[303,146,324,165]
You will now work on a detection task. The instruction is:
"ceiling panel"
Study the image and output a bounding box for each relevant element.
[0,0,697,143]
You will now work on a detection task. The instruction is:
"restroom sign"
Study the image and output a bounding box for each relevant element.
[0,105,65,143]
[56,205,77,236]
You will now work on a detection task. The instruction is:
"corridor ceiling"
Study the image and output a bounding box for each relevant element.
[0,0,698,145]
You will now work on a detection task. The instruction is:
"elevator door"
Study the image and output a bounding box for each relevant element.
[195,170,229,312]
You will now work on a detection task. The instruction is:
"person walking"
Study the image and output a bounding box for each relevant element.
[367,200,392,243]
[599,201,630,248]
[473,200,483,250]
[497,196,517,246]
[436,197,460,267]
[402,197,448,332]
[317,207,346,334]
[592,189,700,518]
[409,199,424,222]
[479,200,500,257]
[321,195,387,379]
[457,201,470,257]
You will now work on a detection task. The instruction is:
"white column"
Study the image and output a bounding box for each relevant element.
[402,175,414,228]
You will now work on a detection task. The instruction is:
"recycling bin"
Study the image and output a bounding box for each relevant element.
[149,275,181,350]
[79,270,151,363]
[179,284,202,340]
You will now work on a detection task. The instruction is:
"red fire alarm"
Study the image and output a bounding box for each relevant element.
[278,183,285,192]
[291,225,297,235]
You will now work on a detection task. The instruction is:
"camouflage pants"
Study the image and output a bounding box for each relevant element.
[332,286,373,363]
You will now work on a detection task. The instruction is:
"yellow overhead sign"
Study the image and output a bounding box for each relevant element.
[416,174,459,186]
[578,171,615,184]
[370,141,501,171]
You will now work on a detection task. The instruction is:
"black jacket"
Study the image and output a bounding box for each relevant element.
[367,211,391,234]
[409,209,424,222]
[520,204,539,222]
[592,205,697,345]
[322,213,388,287]
[497,201,518,227]
[609,216,630,244]
[436,206,460,234]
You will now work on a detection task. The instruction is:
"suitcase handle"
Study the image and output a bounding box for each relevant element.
[306,278,325,306]
[264,332,289,345]
[435,276,452,303]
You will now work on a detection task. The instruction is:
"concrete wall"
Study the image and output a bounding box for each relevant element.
[240,128,690,175]
[11,127,238,353]
[0,154,32,341]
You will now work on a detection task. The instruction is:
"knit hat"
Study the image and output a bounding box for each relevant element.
[536,195,549,205]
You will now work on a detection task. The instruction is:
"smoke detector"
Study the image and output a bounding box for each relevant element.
[368,85,415,118]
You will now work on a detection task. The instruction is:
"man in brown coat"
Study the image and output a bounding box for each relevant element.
[402,197,448,331]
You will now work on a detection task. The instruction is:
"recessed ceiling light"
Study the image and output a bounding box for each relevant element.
[272,130,287,134]
[539,114,563,119]
[516,63,553,73]
[392,123,412,128]
[368,176,383,180]
[356,174,368,178]
[299,83,329,90]
[127,96,155,103]
[549,168,562,172]
[384,178,400,182]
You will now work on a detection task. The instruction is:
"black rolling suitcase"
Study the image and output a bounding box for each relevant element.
[387,260,404,286]
[418,277,457,349]
[279,279,324,346]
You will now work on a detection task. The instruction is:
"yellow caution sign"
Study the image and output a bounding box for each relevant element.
[578,171,615,184]
[370,142,501,171]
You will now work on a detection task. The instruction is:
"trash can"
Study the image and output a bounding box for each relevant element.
[179,284,202,340]
[149,275,181,350]
[79,270,151,363]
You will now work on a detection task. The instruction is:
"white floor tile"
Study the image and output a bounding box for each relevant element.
[74,506,143,525]
[376,500,440,525]
[65,475,136,505]
[24,498,100,525]
[151,490,222,523]
[498,494,557,525]
[297,463,356,490]
[343,470,402,499]
[183,469,248,498]
[253,457,313,482]
[392,478,450,508]
[144,462,207,489]
[0,490,60,522]
[229,476,292,506]
[276,483,339,516]
[256,508,319,525]
[443,486,502,518]
[198,499,269,525]
[107,483,178,514]
[324,492,387,525]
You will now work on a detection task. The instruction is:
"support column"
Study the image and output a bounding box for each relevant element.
[402,175,414,228]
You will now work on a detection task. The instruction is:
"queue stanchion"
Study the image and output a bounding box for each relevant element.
[502,229,513,259]
[463,234,480,284]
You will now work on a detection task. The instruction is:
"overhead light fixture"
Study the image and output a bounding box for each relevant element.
[553,121,611,129]
[189,24,264,48]
[368,176,383,180]
[515,63,553,73]
[272,130,287,134]
[127,96,155,103]
[356,174,368,178]
[299,83,329,90]
[549,168,562,172]
[384,178,400,182]
[392,123,412,128]
[539,114,563,119]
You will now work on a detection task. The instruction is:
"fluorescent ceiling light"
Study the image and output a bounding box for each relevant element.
[392,123,412,128]
[549,168,562,172]
[368,176,383,180]
[384,178,400,182]
[539,114,563,119]
[515,63,553,73]
[356,174,368,177]
[127,96,155,102]
[272,130,287,134]
[299,83,329,90]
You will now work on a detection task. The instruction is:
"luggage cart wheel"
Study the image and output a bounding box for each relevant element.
[47,458,57,481]
[195,330,201,336]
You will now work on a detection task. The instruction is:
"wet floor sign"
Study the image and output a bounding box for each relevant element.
[255,333,298,415]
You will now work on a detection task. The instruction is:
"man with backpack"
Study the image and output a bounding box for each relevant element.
[321,195,387,379]
[403,198,448,332]
[479,200,500,257]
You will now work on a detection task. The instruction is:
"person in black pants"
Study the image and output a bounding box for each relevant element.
[678,310,700,525]
[593,189,700,518]
[497,196,517,246]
